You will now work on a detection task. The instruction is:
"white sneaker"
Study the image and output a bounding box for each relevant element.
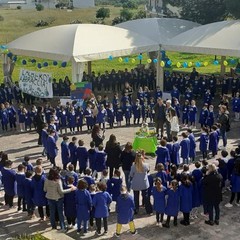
[156,222,159,226]
[225,203,233,208]
[159,222,162,227]
[235,202,240,207]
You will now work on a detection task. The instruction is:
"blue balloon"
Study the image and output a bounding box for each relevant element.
[22,60,27,65]
[183,62,188,68]
[167,60,172,66]
[153,59,158,63]
[230,59,236,65]
[0,45,7,50]
[61,62,67,68]
[31,59,36,63]
[108,55,113,60]
[137,54,143,60]
[195,62,201,67]
[213,60,219,65]
[13,56,17,62]
[43,62,48,67]
[37,63,42,69]
[7,52,13,58]
[53,61,58,66]
[124,57,129,63]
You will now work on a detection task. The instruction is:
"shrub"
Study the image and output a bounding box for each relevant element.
[35,20,48,27]
[70,19,82,24]
[96,7,110,20]
[35,4,44,11]
[17,5,22,10]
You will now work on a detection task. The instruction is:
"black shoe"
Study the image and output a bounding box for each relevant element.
[214,220,219,225]
[174,220,178,226]
[134,210,138,215]
[180,220,188,226]
[162,223,170,228]
[205,220,214,226]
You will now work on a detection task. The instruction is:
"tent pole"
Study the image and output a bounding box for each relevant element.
[156,50,163,90]
[220,56,226,77]
[72,59,85,83]
[88,61,92,75]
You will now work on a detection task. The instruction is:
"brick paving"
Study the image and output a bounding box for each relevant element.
[0,118,240,240]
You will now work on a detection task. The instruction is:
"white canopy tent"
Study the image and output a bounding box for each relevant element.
[7,24,160,82]
[117,18,200,88]
[162,20,240,57]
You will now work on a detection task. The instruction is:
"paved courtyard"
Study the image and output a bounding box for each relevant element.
[0,118,240,240]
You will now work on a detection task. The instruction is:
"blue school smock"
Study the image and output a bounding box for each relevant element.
[192,181,201,208]
[155,146,170,169]
[171,89,180,100]
[132,104,142,119]
[208,131,218,153]
[15,172,25,198]
[76,146,88,169]
[180,138,190,159]
[207,111,214,127]
[116,193,135,224]
[137,92,144,104]
[31,174,47,207]
[65,171,78,186]
[199,133,209,152]
[182,105,189,121]
[185,91,193,102]
[173,104,180,118]
[76,189,92,221]
[227,158,235,180]
[64,189,77,218]
[191,169,202,183]
[218,159,228,182]
[179,183,193,213]
[148,174,154,196]
[0,109,9,125]
[188,106,197,122]
[115,107,124,122]
[204,92,212,105]
[24,163,33,172]
[155,90,162,100]
[46,136,58,158]
[165,188,180,217]
[93,191,112,218]
[166,143,173,157]
[171,142,180,165]
[231,174,240,193]
[84,176,95,187]
[156,171,168,188]
[23,178,33,205]
[69,142,77,165]
[232,98,240,112]
[25,112,32,126]
[84,109,94,127]
[152,186,167,214]
[124,105,132,119]
[7,106,16,124]
[107,177,122,201]
[61,141,70,165]
[88,149,96,171]
[199,108,209,125]
[1,167,16,196]
[59,111,68,128]
[68,111,76,128]
[41,129,48,149]
[96,109,107,124]
[95,151,107,172]
[76,109,84,127]
[106,108,114,124]
[188,133,196,158]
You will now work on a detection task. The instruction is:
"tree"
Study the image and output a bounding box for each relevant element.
[96,7,110,20]
[122,0,138,9]
[120,8,133,21]
[164,0,226,24]
[133,10,146,19]
[226,0,240,18]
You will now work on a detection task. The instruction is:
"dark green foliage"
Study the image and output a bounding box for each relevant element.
[96,7,110,20]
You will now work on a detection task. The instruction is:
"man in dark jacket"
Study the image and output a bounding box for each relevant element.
[202,164,222,226]
[35,106,45,146]
[153,98,166,138]
[218,105,229,149]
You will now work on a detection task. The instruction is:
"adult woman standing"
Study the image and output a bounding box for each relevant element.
[44,167,76,231]
[169,108,179,138]
[202,164,222,226]
[35,106,45,146]
[91,124,105,148]
[129,153,152,215]
[105,134,122,179]
[120,142,136,191]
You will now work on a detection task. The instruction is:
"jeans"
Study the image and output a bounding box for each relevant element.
[220,129,227,147]
[133,189,152,214]
[123,170,131,191]
[207,203,220,222]
[48,198,65,229]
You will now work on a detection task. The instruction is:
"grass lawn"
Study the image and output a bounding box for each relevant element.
[0,7,238,83]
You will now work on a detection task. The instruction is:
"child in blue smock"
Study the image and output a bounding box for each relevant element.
[0,104,9,131]
[96,104,107,129]
[115,186,136,237]
[5,102,16,130]
[61,135,70,170]
[16,164,26,211]
[180,132,190,164]
[88,141,96,173]
[76,139,88,175]
[93,182,112,235]
[31,166,49,221]
[188,100,198,128]
[89,184,96,228]
[208,128,218,157]
[156,163,168,188]
[132,99,142,125]
[187,129,196,162]
[217,150,228,188]
[46,130,58,167]
[41,123,48,157]
[227,150,236,181]
[76,106,84,132]
[84,168,95,187]
[163,180,180,228]
[106,103,115,129]
[172,136,180,166]
[107,169,122,202]
[182,100,190,126]
[68,107,76,134]
[207,105,215,130]
[84,104,94,131]
[199,127,209,160]
[94,145,107,178]
[199,104,209,128]
[124,100,132,126]
[76,179,92,235]
[115,103,123,127]
[65,164,78,186]
[68,136,78,171]
[59,106,68,134]
[179,174,193,226]
[64,176,77,228]
[232,92,240,121]
[152,178,167,226]
[155,139,170,170]
[22,156,33,172]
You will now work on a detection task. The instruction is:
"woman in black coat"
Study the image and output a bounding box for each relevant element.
[35,106,45,146]
[202,164,222,226]
[91,124,105,148]
[105,134,122,179]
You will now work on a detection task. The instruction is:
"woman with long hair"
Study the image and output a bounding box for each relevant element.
[91,124,105,148]
[105,134,122,179]
[169,108,179,138]
[129,153,152,215]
